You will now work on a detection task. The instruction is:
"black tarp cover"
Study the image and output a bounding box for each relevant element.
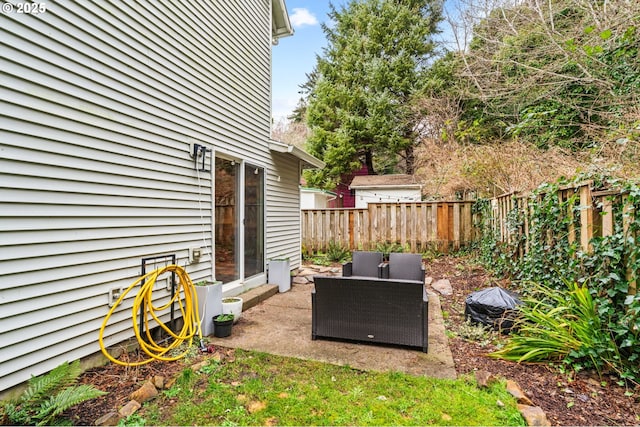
[464,287,522,333]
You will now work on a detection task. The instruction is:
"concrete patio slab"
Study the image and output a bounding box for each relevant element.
[208,280,456,379]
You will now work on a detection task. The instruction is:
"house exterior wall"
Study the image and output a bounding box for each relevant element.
[354,188,422,208]
[0,0,300,393]
[301,190,316,210]
[266,152,301,267]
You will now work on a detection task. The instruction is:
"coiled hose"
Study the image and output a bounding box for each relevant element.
[98,264,202,366]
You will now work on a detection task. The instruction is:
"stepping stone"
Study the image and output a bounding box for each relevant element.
[432,279,453,295]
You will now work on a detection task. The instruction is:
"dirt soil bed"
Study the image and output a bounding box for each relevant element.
[64,256,638,426]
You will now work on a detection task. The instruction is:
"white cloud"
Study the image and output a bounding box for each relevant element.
[289,8,318,28]
[271,97,299,123]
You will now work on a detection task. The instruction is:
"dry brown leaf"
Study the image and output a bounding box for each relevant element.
[247,400,267,413]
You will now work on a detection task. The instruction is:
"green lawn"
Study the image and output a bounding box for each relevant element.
[134,349,524,426]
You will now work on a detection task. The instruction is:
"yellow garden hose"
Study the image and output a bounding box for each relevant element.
[98,264,202,366]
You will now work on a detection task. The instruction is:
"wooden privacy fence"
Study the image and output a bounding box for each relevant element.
[301,201,477,253]
[490,181,637,294]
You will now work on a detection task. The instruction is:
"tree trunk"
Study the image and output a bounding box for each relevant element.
[364,149,375,175]
[404,144,415,175]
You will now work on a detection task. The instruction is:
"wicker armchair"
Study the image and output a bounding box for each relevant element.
[380,252,426,284]
[312,275,428,352]
[342,251,384,278]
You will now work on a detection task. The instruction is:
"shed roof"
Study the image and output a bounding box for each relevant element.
[349,174,422,189]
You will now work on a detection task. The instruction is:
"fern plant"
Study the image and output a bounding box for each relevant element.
[326,240,350,262]
[3,360,107,426]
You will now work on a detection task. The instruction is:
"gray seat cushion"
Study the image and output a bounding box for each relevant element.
[351,251,383,277]
[388,253,424,282]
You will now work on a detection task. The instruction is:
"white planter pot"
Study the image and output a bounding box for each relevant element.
[194,282,222,336]
[222,297,243,323]
[269,259,291,293]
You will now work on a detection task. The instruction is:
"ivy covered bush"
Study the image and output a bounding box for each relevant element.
[475,174,640,384]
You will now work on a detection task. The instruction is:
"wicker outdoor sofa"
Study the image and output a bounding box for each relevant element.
[311,252,428,352]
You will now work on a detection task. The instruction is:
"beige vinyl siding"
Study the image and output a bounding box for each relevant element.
[0,0,281,392]
[266,152,302,269]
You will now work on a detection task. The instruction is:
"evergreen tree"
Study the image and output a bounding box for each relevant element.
[304,0,442,189]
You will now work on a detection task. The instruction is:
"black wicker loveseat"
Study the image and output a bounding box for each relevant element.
[311,252,428,352]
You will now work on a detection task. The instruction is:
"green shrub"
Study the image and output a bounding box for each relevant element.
[455,319,494,346]
[476,174,640,384]
[374,241,405,260]
[301,243,312,260]
[491,281,622,378]
[326,240,350,262]
[3,360,106,426]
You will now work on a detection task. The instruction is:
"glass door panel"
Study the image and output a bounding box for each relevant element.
[244,165,264,278]
[215,157,239,283]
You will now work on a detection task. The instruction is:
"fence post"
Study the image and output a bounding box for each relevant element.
[453,203,461,250]
[579,185,594,253]
[437,203,450,253]
[601,196,614,237]
[623,201,637,295]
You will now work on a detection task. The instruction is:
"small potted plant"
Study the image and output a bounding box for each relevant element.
[212,313,234,337]
[222,297,243,323]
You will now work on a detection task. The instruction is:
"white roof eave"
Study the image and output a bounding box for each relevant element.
[269,140,325,169]
[272,0,294,43]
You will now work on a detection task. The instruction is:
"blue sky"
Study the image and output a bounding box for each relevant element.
[272,1,349,123]
[271,0,459,123]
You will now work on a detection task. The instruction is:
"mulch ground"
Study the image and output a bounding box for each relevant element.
[63,256,639,426]
[430,256,639,426]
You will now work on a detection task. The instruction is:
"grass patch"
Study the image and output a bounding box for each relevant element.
[140,350,523,426]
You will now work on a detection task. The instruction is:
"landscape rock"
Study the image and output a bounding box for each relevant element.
[210,351,224,363]
[190,361,208,372]
[94,411,121,426]
[293,276,310,284]
[506,380,534,406]
[118,400,141,418]
[152,375,165,390]
[432,279,453,295]
[130,381,158,404]
[517,404,550,426]
[297,268,317,277]
[474,370,496,388]
[425,276,434,286]
[164,376,176,390]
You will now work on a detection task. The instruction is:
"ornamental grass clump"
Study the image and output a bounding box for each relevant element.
[491,281,622,378]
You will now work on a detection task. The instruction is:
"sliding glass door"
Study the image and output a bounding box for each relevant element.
[244,164,264,278]
[214,157,265,285]
[215,158,239,283]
